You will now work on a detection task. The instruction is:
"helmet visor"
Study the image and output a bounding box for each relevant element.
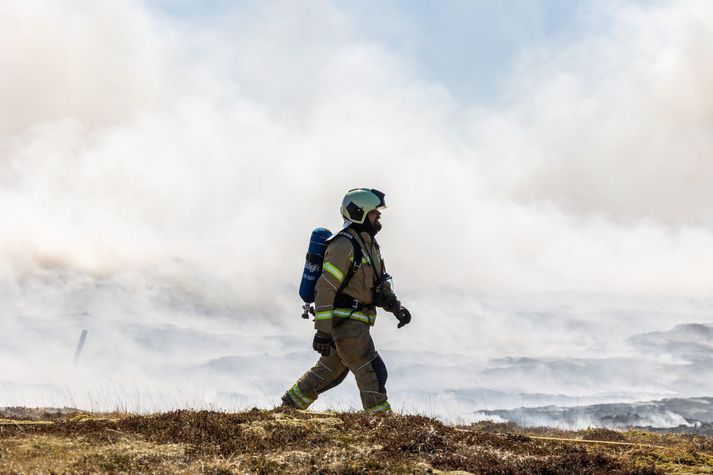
[370,189,387,210]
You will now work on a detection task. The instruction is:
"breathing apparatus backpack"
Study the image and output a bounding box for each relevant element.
[299,227,364,319]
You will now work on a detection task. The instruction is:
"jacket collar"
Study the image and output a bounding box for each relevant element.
[344,226,373,244]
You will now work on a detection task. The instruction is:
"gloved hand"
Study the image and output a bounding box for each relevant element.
[312,331,334,356]
[395,306,411,328]
[375,287,401,313]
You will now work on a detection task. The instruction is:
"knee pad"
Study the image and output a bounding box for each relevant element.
[370,353,388,393]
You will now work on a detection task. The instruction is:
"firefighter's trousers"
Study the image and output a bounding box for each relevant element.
[283,319,390,412]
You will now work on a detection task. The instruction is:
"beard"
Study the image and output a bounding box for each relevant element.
[371,219,382,234]
[352,216,382,236]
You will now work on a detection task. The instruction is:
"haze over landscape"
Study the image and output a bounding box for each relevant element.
[2,0,713,427]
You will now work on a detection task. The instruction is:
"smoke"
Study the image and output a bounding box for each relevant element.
[1,0,713,418]
[3,0,713,297]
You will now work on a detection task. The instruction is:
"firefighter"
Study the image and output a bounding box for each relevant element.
[282,188,411,412]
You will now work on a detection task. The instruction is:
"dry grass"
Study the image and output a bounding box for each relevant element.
[0,408,711,474]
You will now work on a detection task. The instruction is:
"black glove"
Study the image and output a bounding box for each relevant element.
[312,331,334,357]
[375,287,401,313]
[395,306,411,328]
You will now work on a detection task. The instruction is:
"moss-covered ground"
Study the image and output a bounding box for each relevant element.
[0,408,711,474]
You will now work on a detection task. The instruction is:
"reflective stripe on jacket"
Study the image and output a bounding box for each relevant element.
[314,228,385,332]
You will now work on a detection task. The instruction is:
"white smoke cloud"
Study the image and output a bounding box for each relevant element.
[1,0,713,419]
[4,0,713,296]
[498,0,713,223]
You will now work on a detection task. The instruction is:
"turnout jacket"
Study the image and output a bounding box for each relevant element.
[313,227,392,333]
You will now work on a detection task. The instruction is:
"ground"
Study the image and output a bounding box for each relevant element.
[0,407,712,474]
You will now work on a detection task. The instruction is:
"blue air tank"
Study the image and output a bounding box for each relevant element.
[299,227,333,303]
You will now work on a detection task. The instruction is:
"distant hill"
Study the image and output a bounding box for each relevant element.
[479,396,713,434]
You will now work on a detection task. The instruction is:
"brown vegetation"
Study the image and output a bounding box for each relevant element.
[0,408,711,474]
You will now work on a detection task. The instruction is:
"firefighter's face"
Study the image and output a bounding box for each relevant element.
[367,209,382,232]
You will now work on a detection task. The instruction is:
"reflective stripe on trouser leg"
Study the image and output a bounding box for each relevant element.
[334,323,389,411]
[367,401,391,412]
[286,349,348,408]
[286,383,314,409]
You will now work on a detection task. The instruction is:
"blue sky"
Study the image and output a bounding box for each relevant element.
[146,0,611,104]
[334,0,589,103]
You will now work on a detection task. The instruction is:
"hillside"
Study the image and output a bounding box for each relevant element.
[1,408,712,474]
[479,397,713,434]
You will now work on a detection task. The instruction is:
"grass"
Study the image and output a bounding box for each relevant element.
[0,408,711,474]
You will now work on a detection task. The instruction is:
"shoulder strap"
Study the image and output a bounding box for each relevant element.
[349,232,383,285]
[332,231,363,295]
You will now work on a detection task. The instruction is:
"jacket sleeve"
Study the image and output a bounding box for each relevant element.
[313,236,353,332]
[381,257,395,295]
[375,256,400,312]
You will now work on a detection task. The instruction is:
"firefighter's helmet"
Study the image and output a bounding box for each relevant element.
[340,188,386,224]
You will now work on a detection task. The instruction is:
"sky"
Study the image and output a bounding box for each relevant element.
[1,0,713,422]
[149,0,590,103]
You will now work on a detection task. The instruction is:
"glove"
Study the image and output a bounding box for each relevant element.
[395,306,411,328]
[375,287,401,313]
[312,331,334,357]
